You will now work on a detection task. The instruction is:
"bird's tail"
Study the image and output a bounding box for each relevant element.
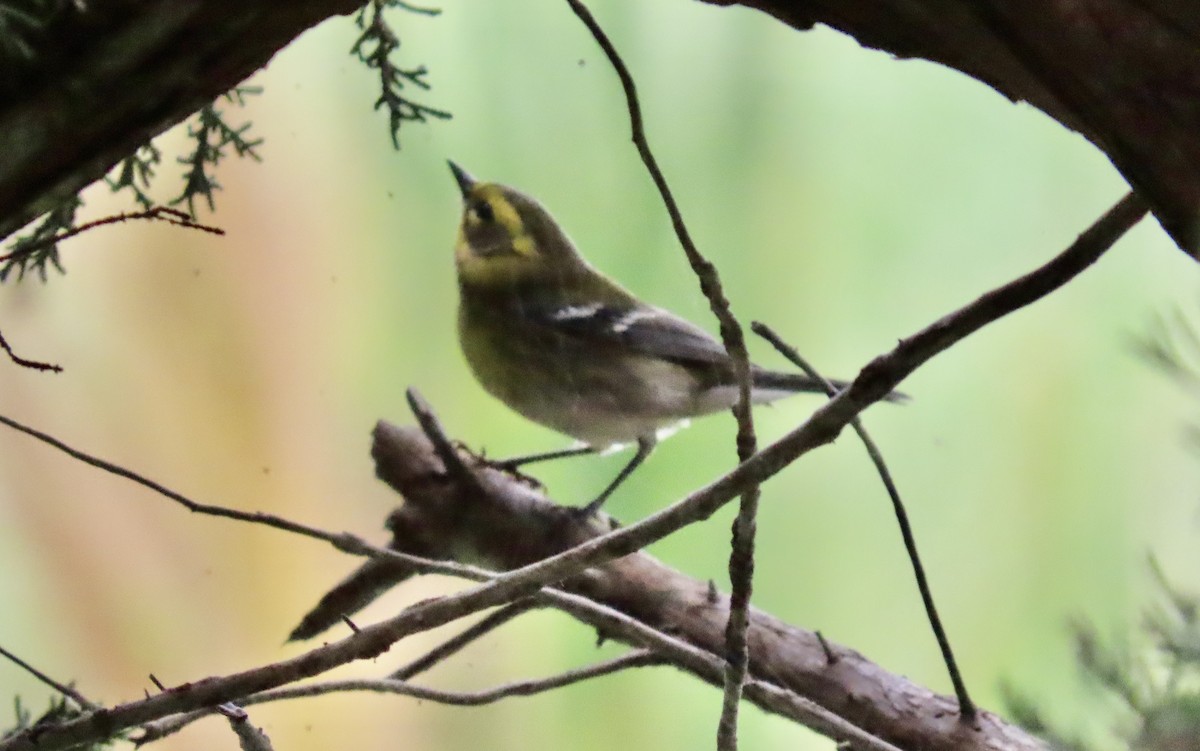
[751,369,908,404]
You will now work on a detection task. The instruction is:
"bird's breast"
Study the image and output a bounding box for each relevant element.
[457,299,710,444]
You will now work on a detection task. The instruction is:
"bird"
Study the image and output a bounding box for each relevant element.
[448,161,902,513]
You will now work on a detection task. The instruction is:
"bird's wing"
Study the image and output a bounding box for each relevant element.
[525,301,731,365]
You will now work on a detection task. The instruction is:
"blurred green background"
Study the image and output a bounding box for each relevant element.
[2,1,1198,748]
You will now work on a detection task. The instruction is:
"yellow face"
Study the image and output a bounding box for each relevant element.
[454,183,541,286]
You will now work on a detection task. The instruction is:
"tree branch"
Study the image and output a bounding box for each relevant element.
[0,0,360,244]
[308,420,1042,750]
[0,328,62,372]
[137,650,667,744]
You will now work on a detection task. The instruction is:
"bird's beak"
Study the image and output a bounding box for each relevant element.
[447,160,477,198]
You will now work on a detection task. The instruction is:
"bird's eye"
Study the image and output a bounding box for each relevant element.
[470,200,494,223]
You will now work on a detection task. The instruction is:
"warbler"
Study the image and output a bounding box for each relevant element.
[449,162,899,513]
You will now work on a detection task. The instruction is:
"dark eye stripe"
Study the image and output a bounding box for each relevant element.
[472,200,494,222]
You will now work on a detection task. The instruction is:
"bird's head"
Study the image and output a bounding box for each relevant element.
[448,161,585,288]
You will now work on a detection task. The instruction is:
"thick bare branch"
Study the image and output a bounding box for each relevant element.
[345,421,1046,751]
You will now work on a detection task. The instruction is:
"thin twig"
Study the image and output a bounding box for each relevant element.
[0,412,495,584]
[351,650,668,704]
[0,644,99,711]
[719,493,759,749]
[813,631,838,665]
[143,649,664,742]
[562,3,759,746]
[389,600,539,680]
[0,206,223,264]
[406,387,482,491]
[0,329,62,373]
[752,321,976,718]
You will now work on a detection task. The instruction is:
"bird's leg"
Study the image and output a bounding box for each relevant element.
[492,444,598,471]
[580,435,656,515]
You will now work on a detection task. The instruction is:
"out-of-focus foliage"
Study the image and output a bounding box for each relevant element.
[171,89,266,219]
[0,196,79,282]
[1006,559,1200,751]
